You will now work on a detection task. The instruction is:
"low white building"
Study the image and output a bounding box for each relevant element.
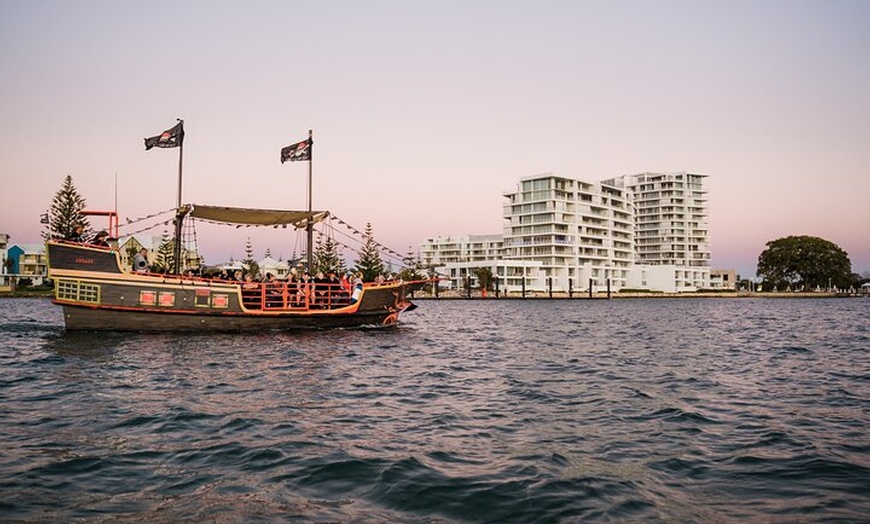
[420,234,503,266]
[709,269,737,290]
[259,256,290,278]
[6,243,48,286]
[437,259,545,293]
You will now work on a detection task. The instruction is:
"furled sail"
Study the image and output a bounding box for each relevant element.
[186,204,328,227]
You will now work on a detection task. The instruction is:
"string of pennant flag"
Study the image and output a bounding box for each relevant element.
[329,215,409,262]
[114,209,411,267]
[314,224,407,270]
[119,208,177,229]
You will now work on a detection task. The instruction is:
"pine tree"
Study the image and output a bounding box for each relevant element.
[242,237,259,277]
[313,235,346,274]
[399,246,424,281]
[155,230,174,273]
[42,175,90,240]
[353,222,385,282]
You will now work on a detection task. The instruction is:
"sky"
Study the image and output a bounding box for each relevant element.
[1,0,868,277]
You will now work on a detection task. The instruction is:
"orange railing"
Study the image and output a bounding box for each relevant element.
[240,281,353,311]
[132,269,362,312]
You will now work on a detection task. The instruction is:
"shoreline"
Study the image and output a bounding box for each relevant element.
[2,290,864,300]
[411,291,864,300]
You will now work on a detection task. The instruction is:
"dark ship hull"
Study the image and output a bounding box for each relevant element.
[47,241,422,332]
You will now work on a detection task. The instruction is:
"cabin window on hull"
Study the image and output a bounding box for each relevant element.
[212,294,229,309]
[158,292,176,307]
[139,291,157,306]
[56,279,100,304]
[195,289,210,307]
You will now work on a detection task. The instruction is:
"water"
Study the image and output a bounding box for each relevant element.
[1,297,868,523]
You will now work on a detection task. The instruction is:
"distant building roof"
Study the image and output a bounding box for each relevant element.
[259,256,289,271]
[8,244,46,254]
[118,234,161,252]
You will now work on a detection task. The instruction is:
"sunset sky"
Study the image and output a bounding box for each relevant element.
[2,1,868,277]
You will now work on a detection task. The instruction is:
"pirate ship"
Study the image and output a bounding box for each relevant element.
[46,125,428,332]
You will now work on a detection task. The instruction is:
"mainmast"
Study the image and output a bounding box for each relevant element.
[306,129,314,273]
[144,119,185,275]
[172,119,185,275]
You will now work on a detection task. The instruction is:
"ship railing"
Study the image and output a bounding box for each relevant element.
[131,270,376,312]
[241,281,353,311]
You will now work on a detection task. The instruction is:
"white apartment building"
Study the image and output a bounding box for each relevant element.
[605,172,711,290]
[503,174,636,291]
[605,172,710,267]
[420,234,503,266]
[421,172,712,293]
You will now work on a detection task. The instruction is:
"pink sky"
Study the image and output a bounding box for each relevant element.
[1,1,868,278]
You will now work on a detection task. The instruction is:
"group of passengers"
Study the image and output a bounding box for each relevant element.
[64,223,113,247]
[61,224,389,310]
[209,269,367,310]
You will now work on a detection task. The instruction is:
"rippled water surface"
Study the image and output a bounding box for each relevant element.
[1,297,869,523]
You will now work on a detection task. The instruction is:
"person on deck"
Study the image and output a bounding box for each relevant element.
[65,223,85,243]
[295,272,312,306]
[264,272,284,308]
[340,272,351,295]
[241,273,261,309]
[89,230,111,248]
[325,270,341,307]
[350,273,364,304]
[312,271,328,307]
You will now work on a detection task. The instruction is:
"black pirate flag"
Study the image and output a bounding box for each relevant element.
[280,137,312,163]
[144,121,184,150]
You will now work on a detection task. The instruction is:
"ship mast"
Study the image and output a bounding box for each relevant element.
[173,119,185,275]
[306,129,314,273]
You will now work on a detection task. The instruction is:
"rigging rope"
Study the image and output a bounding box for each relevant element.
[182,216,199,270]
[115,208,418,271]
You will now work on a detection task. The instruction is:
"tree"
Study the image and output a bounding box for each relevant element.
[42,175,90,240]
[757,235,853,290]
[353,222,385,282]
[398,246,424,281]
[241,237,259,277]
[154,230,174,273]
[313,235,345,274]
[474,267,494,292]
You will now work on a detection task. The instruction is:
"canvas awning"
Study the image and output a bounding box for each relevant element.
[186,204,329,227]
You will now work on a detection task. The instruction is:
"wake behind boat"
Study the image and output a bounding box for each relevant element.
[47,205,427,332]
